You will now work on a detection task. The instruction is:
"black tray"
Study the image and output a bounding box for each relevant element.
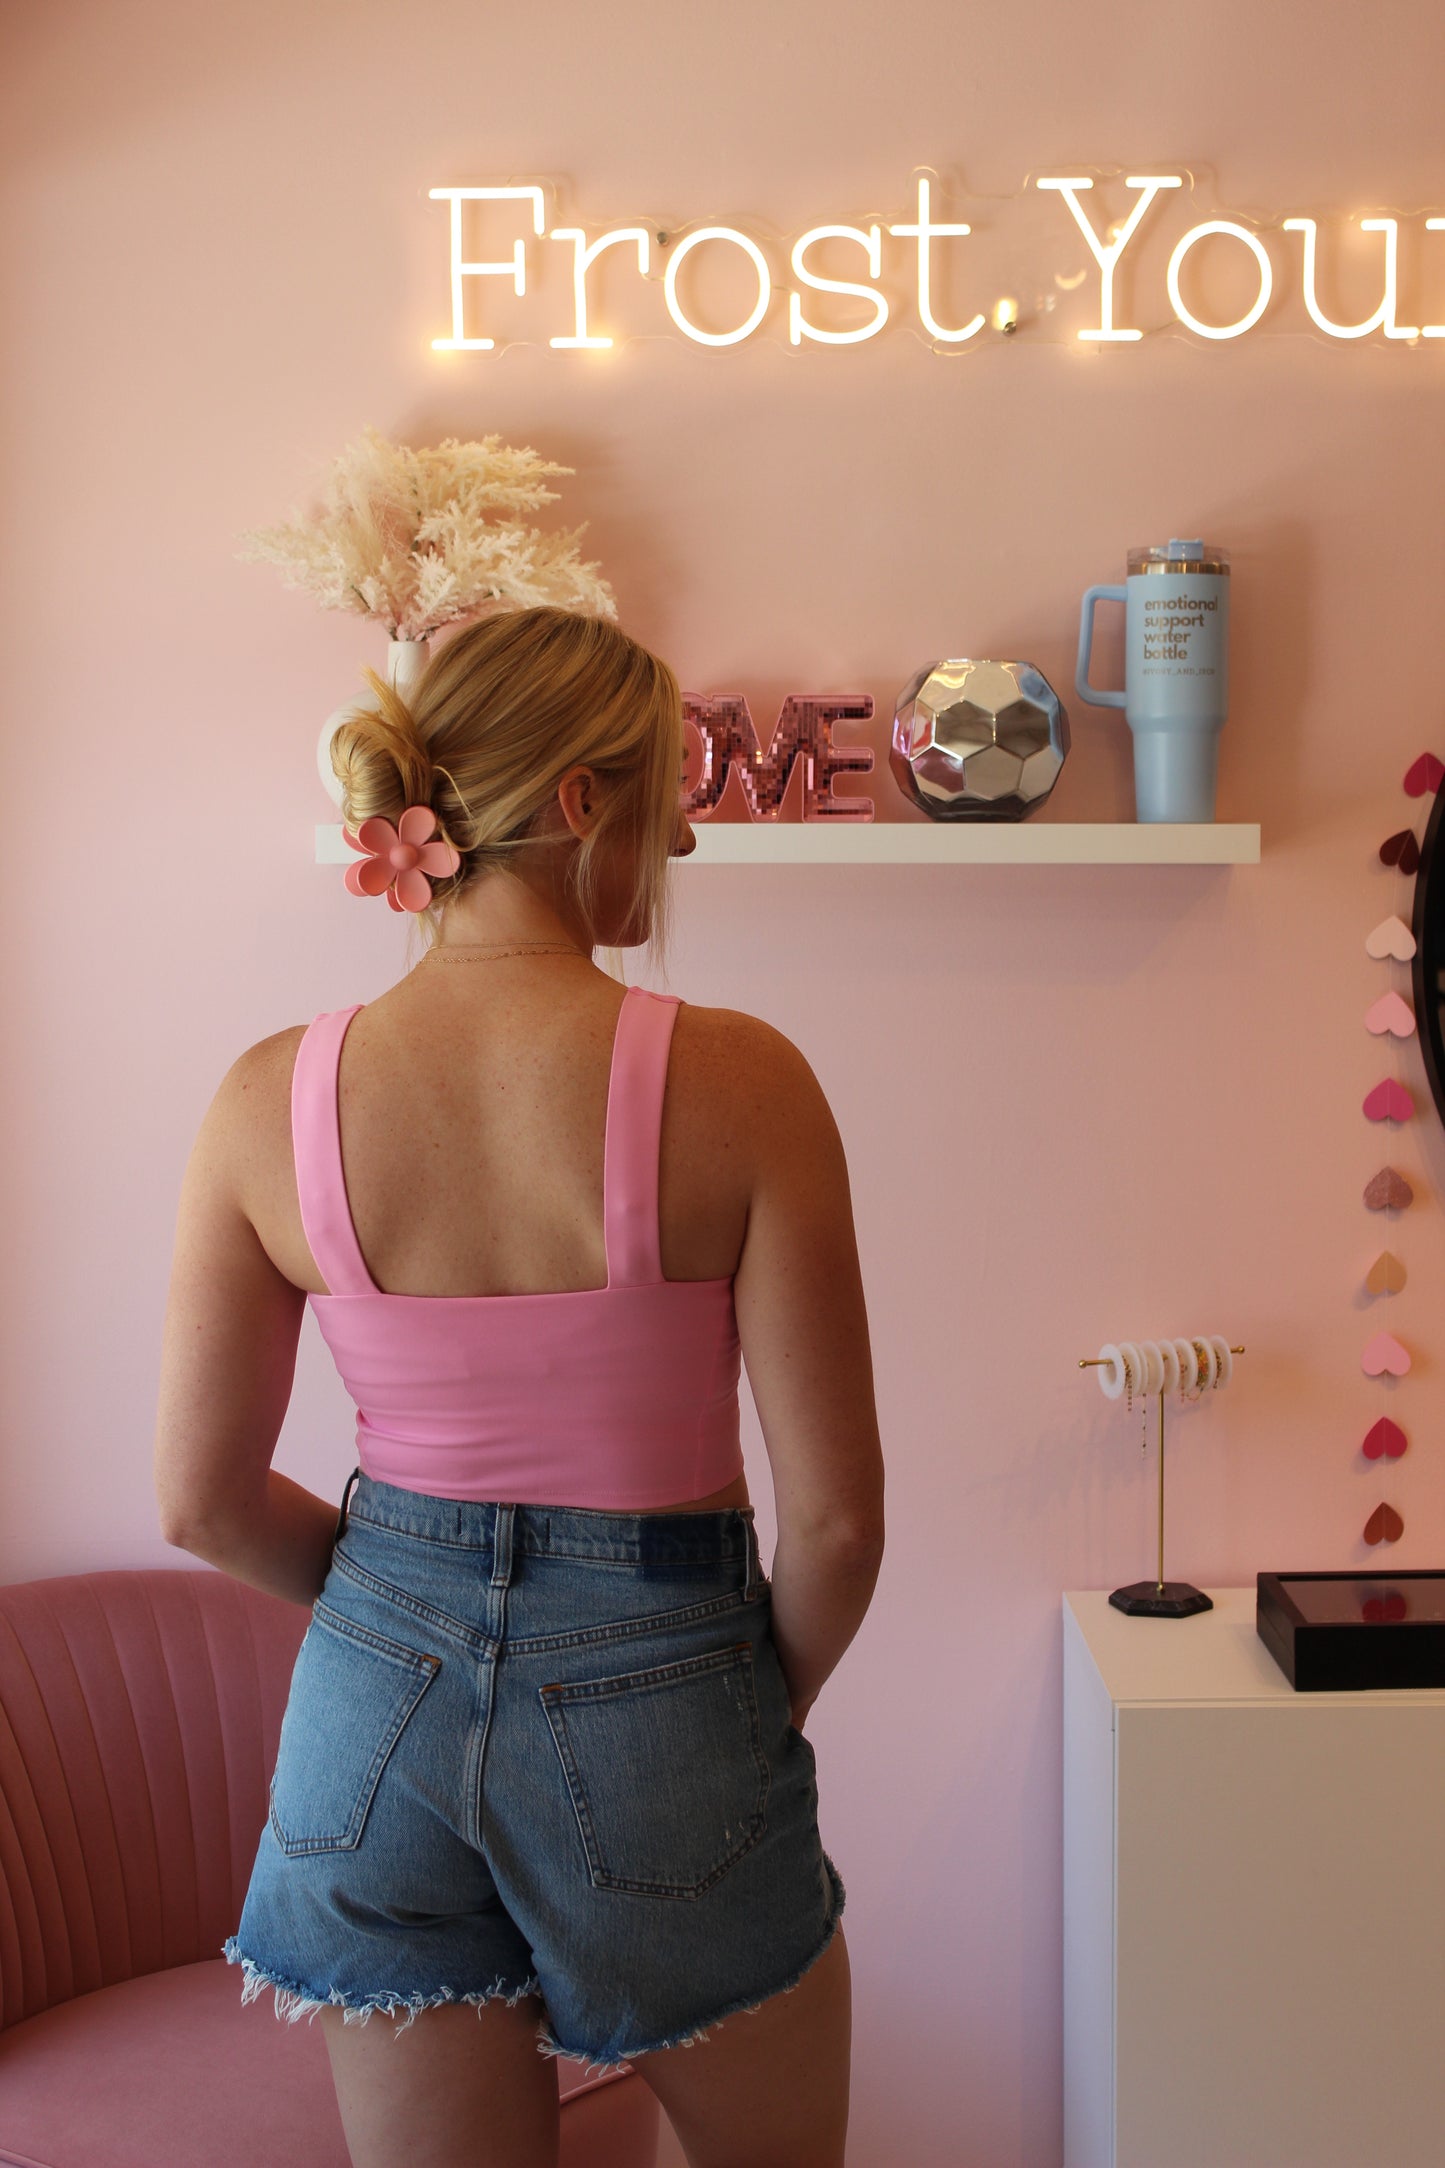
[1256,1571,1445,1690]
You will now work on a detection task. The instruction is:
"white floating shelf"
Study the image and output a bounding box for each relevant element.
[317,820,1260,868]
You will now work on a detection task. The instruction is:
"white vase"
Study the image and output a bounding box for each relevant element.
[316,635,432,809]
[385,637,430,699]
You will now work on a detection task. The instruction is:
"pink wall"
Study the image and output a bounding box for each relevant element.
[5,5,1445,2162]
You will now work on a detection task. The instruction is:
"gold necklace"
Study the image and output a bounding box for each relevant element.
[423,940,589,963]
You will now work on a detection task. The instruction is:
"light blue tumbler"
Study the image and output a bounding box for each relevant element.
[1076,538,1230,822]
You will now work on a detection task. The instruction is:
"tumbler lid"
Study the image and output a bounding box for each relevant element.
[1129,538,1230,575]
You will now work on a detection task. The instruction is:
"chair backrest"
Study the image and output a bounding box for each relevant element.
[0,1567,307,2031]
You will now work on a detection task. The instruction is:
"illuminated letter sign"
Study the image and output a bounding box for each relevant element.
[663,228,772,345]
[1166,221,1274,339]
[1033,174,1184,340]
[1281,216,1420,339]
[428,176,1445,353]
[548,226,652,348]
[431,186,545,350]
[789,225,889,345]
[886,176,983,343]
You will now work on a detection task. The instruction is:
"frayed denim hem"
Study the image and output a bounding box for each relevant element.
[534,1851,847,2077]
[222,1936,542,2038]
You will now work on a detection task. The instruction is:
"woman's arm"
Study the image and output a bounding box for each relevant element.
[767,1529,883,1732]
[728,1012,886,1728]
[154,1035,335,1607]
[168,1473,340,1608]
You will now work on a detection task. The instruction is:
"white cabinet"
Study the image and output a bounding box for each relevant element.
[1063,1589,1445,2168]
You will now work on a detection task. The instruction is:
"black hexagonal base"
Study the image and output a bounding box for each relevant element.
[1108,1581,1214,1618]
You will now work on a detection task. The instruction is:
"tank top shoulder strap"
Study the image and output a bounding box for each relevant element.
[603,986,682,1289]
[291,1005,379,1297]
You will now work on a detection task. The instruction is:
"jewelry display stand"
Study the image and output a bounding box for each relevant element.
[1078,1338,1246,1617]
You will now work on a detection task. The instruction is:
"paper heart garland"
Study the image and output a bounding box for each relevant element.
[1403,751,1445,797]
[1379,829,1420,873]
[1362,1416,1408,1459]
[1361,1329,1411,1376]
[1363,1167,1414,1210]
[1362,1079,1414,1121]
[1365,1249,1407,1293]
[1365,990,1417,1037]
[1365,915,1417,961]
[1363,1502,1405,1545]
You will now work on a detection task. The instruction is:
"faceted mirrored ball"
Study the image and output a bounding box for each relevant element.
[890,659,1070,820]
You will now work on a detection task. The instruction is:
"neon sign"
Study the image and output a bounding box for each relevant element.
[427,173,1445,353]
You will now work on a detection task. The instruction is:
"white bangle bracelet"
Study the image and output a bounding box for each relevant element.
[1096,1344,1126,1399]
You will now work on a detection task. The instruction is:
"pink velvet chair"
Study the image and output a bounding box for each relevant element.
[0,1567,661,2168]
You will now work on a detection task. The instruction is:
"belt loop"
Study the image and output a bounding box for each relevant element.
[334,1466,361,1543]
[490,1502,516,1588]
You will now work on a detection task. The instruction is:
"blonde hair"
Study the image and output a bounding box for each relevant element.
[329,605,685,976]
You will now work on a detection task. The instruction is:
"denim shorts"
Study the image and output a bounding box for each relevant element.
[223,1467,845,2070]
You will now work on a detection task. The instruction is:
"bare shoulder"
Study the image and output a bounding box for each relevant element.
[220,1025,308,1100]
[674,1001,823,1097]
[672,1001,838,1143]
[202,1026,308,1153]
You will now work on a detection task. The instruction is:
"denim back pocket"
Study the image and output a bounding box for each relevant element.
[269,1600,440,1857]
[540,1643,770,1900]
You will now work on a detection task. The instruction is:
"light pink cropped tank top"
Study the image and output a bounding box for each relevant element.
[292,986,744,1509]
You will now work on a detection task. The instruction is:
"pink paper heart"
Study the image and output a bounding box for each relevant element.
[1365,990,1417,1038]
[1362,1330,1411,1377]
[1365,915,1416,961]
[1403,751,1445,797]
[1362,1078,1415,1121]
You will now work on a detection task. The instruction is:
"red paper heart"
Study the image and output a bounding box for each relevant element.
[1362,1591,1408,1622]
[1363,1502,1404,1545]
[1379,829,1421,872]
[1362,1417,1408,1460]
[1362,1078,1414,1121]
[1403,752,1445,797]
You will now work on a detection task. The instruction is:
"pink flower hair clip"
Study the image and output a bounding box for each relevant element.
[342,805,461,913]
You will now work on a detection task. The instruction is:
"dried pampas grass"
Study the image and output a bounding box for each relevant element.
[236,423,617,640]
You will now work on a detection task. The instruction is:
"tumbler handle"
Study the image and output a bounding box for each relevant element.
[1076,584,1129,709]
